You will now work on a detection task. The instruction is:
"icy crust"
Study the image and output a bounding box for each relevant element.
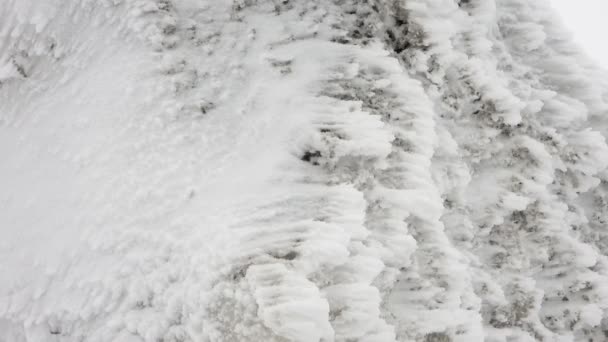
[0,0,279,340]
[2,0,608,341]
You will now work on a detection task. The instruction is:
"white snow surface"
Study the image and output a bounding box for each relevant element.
[2,0,608,341]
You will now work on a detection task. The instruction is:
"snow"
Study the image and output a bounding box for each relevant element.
[2,0,608,341]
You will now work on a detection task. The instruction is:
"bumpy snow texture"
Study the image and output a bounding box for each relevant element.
[2,0,608,341]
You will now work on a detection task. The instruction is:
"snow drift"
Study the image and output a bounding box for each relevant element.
[2,0,608,341]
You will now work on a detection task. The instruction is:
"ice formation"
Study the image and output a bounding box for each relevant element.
[2,0,608,341]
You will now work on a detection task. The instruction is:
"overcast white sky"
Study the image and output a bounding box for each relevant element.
[550,0,608,67]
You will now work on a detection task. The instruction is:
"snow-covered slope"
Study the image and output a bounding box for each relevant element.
[2,0,608,341]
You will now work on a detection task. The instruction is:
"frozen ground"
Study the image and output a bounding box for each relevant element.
[2,0,608,341]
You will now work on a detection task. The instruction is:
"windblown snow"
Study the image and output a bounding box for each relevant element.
[2,0,608,341]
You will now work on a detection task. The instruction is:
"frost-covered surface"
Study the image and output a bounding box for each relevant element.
[2,0,608,341]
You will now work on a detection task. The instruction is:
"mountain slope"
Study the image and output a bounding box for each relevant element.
[1,0,608,341]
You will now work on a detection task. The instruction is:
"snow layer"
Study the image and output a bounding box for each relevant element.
[2,0,608,341]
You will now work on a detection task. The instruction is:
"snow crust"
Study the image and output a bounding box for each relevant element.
[2,0,608,341]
